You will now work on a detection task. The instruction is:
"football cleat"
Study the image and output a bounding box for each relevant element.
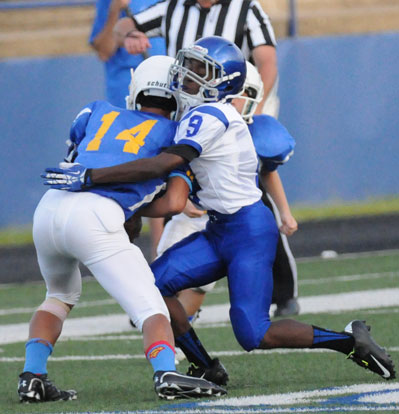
[187,358,229,386]
[18,372,77,403]
[153,370,226,400]
[344,320,396,380]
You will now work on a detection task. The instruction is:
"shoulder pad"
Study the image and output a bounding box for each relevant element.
[250,115,295,163]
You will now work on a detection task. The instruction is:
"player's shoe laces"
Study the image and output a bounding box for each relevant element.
[153,370,226,400]
[344,320,396,380]
[187,358,229,386]
[18,372,77,403]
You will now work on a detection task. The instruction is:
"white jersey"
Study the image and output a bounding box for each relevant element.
[175,102,262,214]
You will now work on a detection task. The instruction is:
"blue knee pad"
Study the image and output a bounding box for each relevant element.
[230,306,271,351]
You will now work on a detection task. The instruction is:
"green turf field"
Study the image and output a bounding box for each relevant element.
[0,250,398,413]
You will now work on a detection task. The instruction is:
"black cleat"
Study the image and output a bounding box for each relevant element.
[18,372,77,403]
[274,298,300,317]
[187,358,229,386]
[154,370,226,400]
[344,320,396,380]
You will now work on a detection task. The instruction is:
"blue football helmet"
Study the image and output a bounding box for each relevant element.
[169,36,247,107]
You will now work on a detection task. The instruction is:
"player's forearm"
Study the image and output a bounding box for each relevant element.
[91,158,163,184]
[252,45,278,114]
[92,3,126,60]
[90,153,185,184]
[139,177,189,218]
[260,170,291,217]
[113,17,137,48]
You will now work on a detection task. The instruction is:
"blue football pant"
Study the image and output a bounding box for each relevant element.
[152,200,279,351]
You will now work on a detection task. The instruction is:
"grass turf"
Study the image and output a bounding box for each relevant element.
[0,250,398,413]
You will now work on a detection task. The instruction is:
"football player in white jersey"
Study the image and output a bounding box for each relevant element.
[156,61,298,322]
[19,55,226,404]
[44,36,396,386]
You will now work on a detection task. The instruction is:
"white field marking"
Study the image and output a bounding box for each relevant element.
[1,269,395,316]
[362,307,399,315]
[59,334,142,342]
[0,298,117,316]
[0,313,133,345]
[0,274,94,290]
[296,248,399,263]
[2,287,399,345]
[2,346,398,363]
[43,410,399,414]
[299,271,399,285]
[199,382,399,407]
[360,391,399,404]
[40,408,399,414]
[206,271,399,294]
[198,287,399,324]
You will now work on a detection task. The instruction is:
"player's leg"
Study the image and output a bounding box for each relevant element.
[177,281,217,321]
[19,190,80,403]
[72,197,225,399]
[221,201,395,380]
[222,200,279,351]
[152,231,229,385]
[156,213,212,320]
[260,319,395,379]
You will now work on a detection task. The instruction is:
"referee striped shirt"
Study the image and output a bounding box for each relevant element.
[132,0,276,59]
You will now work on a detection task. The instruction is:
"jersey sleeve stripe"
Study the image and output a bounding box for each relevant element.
[168,172,193,191]
[165,0,178,49]
[234,0,251,49]
[249,2,276,46]
[177,139,203,154]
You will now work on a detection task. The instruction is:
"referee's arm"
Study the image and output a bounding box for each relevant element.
[252,44,278,110]
[246,0,278,112]
[113,17,151,54]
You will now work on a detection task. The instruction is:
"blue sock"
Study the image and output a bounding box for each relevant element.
[145,341,176,373]
[23,338,53,375]
[311,326,354,354]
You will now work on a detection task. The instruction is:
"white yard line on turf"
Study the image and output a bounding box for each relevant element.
[1,288,399,345]
[2,346,399,363]
[296,248,399,263]
[299,271,399,285]
[2,271,397,318]
[0,298,117,316]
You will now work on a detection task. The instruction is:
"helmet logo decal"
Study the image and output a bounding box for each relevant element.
[192,45,208,54]
[146,80,168,88]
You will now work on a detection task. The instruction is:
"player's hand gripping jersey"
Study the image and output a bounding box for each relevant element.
[68,100,190,220]
[176,102,262,214]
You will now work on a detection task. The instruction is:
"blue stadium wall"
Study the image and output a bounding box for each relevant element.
[1,32,398,228]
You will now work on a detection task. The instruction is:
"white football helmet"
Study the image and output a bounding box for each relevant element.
[125,55,180,118]
[235,61,264,123]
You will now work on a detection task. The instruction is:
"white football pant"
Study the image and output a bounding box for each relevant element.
[33,189,170,330]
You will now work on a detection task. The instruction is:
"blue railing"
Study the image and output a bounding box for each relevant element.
[0,0,298,37]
